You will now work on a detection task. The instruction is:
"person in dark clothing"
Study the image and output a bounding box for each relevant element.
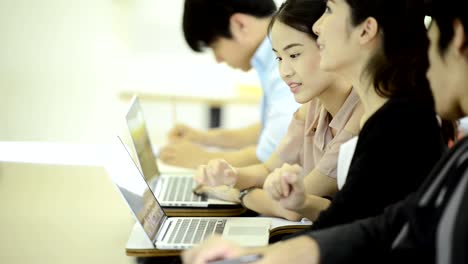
[262,0,444,228]
[181,0,468,263]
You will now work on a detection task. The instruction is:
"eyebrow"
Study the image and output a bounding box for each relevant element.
[272,43,303,52]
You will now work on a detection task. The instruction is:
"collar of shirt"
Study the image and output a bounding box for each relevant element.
[306,88,360,150]
[250,37,273,75]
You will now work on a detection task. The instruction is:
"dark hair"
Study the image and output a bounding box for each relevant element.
[182,0,277,52]
[427,0,468,55]
[426,0,466,145]
[345,0,432,103]
[268,0,326,41]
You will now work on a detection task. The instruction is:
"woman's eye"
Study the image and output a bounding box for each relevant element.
[325,5,332,13]
[290,53,300,59]
[275,56,282,61]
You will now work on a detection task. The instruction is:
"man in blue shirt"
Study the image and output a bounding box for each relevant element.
[159,0,299,169]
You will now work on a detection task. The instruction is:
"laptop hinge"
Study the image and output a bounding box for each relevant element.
[154,215,170,244]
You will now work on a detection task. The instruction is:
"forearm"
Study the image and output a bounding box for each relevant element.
[205,146,260,167]
[243,189,303,221]
[203,123,261,148]
[235,163,271,189]
[303,169,338,198]
[233,150,283,189]
[296,195,331,221]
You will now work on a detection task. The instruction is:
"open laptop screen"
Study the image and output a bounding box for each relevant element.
[126,96,160,183]
[110,137,166,242]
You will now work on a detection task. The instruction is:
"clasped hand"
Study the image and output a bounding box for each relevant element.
[263,164,306,212]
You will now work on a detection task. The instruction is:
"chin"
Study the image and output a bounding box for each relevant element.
[240,64,252,72]
[293,95,309,104]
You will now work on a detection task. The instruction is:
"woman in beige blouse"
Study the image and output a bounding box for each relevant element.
[193,1,363,220]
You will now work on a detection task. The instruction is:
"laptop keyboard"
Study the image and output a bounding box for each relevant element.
[168,219,226,245]
[163,177,208,202]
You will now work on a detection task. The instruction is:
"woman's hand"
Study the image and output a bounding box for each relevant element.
[194,159,238,187]
[263,164,307,212]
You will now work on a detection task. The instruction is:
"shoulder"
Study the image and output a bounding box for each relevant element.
[367,97,436,129]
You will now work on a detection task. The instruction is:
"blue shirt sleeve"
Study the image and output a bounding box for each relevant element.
[256,79,299,162]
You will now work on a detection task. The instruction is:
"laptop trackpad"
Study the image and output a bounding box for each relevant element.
[223,219,270,247]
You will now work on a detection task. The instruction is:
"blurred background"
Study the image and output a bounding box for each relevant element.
[0,0,282,263]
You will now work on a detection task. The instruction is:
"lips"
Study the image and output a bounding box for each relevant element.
[316,39,324,51]
[287,82,302,93]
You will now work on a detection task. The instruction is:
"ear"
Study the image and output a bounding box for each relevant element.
[452,19,468,57]
[229,13,250,41]
[358,17,379,45]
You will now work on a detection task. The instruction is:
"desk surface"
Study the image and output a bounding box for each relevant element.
[125,217,312,257]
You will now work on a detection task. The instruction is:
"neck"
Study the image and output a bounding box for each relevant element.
[344,63,388,127]
[249,17,272,53]
[318,78,353,118]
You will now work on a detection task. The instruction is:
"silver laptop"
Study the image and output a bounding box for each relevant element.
[105,137,270,250]
[125,96,237,208]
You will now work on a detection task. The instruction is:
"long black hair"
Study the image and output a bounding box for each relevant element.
[345,0,433,105]
[268,0,325,41]
[427,0,468,55]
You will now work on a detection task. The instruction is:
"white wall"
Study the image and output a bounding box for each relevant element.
[0,0,122,143]
[0,0,283,144]
[0,1,281,263]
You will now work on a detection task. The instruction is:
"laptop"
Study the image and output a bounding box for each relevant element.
[125,95,237,208]
[105,137,270,250]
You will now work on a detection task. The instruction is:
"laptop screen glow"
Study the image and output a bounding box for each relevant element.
[126,96,160,183]
[111,137,166,242]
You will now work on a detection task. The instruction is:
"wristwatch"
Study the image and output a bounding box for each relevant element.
[238,187,256,207]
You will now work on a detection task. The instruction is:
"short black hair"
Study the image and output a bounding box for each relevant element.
[268,0,325,41]
[345,0,431,103]
[427,0,468,55]
[183,0,277,52]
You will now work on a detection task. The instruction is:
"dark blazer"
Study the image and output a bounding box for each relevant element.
[312,97,445,230]
[309,136,468,264]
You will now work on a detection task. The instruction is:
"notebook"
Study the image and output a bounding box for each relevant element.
[125,95,237,208]
[105,137,270,250]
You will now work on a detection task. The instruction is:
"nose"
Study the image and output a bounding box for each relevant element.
[279,61,294,80]
[212,51,223,64]
[214,54,223,64]
[312,16,323,36]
